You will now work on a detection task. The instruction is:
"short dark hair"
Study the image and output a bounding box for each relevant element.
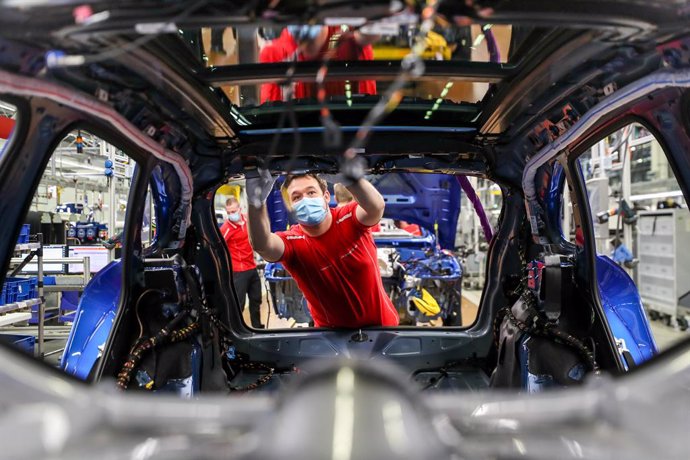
[281,173,328,196]
[226,196,239,206]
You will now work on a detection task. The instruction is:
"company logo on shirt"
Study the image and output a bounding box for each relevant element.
[340,243,358,259]
[286,235,305,240]
[337,212,352,224]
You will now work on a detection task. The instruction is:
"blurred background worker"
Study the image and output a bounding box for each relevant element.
[258,25,377,103]
[610,237,636,269]
[220,197,264,329]
[335,183,380,231]
[395,219,422,236]
[334,183,354,208]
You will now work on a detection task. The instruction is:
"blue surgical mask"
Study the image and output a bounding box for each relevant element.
[293,197,327,226]
[287,25,324,42]
[228,212,241,223]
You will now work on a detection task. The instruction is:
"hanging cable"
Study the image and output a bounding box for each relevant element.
[342,0,441,165]
[265,26,354,174]
[456,175,493,241]
[258,0,443,188]
[133,289,164,343]
[315,28,356,150]
[264,279,273,329]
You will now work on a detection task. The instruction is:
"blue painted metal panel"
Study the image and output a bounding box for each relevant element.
[373,230,436,249]
[546,164,657,366]
[545,162,567,240]
[267,173,462,249]
[596,255,658,365]
[369,173,462,250]
[61,261,122,380]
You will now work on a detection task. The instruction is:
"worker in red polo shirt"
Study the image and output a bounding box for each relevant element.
[258,25,377,103]
[245,168,398,329]
[220,196,264,329]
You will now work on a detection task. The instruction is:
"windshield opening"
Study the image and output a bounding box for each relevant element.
[215,173,500,330]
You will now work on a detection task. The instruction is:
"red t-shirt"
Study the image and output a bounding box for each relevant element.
[220,216,256,272]
[259,27,377,103]
[277,201,398,328]
[401,223,422,236]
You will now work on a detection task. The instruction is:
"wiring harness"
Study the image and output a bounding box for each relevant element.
[116,313,200,390]
[493,219,600,375]
[117,263,276,393]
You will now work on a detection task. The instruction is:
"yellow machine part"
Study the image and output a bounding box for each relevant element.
[217,184,241,200]
[373,31,452,61]
[410,288,441,316]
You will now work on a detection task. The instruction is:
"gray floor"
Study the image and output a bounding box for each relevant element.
[649,320,688,351]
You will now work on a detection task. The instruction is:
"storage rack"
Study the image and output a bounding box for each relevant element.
[3,235,92,358]
[3,240,45,355]
[636,209,690,327]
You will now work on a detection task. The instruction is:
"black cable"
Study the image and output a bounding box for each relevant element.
[264,61,299,172]
[265,26,356,174]
[228,360,275,392]
[500,303,600,374]
[133,289,165,343]
[342,0,441,161]
[283,94,302,174]
[264,279,273,329]
[116,309,191,390]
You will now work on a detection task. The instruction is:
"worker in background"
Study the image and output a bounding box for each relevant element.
[658,197,682,209]
[334,183,381,232]
[610,237,634,267]
[258,25,377,103]
[245,170,397,328]
[395,219,422,236]
[333,182,353,208]
[220,197,264,329]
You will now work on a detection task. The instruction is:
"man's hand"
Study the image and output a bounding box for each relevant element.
[245,168,278,209]
[322,157,384,227]
[245,169,284,262]
[321,156,367,187]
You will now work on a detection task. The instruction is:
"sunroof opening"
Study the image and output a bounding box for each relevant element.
[181,22,529,108]
[221,80,490,113]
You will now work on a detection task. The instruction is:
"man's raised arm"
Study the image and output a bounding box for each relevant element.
[245,171,285,262]
[348,178,385,227]
[322,158,385,227]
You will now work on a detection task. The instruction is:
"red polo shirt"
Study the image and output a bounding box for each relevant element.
[259,27,377,103]
[220,216,256,272]
[276,201,398,328]
[401,222,422,236]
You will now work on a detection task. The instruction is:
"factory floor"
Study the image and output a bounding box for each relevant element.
[244,290,481,329]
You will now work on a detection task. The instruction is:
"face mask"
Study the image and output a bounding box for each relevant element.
[287,25,324,42]
[228,212,241,223]
[293,197,327,226]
